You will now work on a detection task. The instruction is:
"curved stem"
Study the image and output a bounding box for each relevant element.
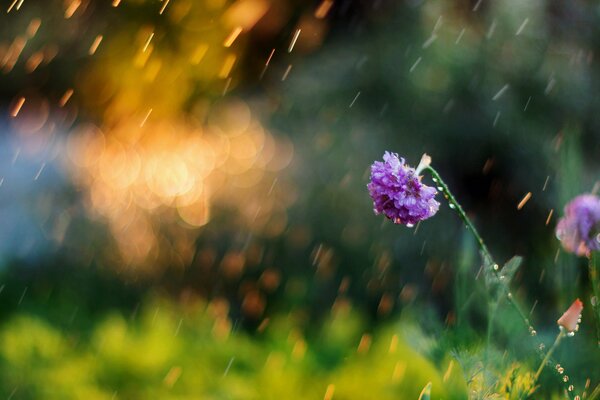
[425,165,576,399]
[426,166,494,266]
[426,166,525,319]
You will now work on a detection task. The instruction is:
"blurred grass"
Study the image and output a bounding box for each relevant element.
[0,296,468,400]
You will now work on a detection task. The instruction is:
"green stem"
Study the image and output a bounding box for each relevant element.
[425,166,577,399]
[534,330,564,382]
[426,167,494,266]
[485,302,498,371]
[590,252,600,347]
[427,166,530,325]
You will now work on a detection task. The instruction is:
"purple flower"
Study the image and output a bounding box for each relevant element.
[367,152,439,226]
[556,194,600,256]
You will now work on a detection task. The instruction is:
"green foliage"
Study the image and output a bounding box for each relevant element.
[453,347,540,400]
[418,382,432,400]
[0,299,468,400]
[497,365,538,400]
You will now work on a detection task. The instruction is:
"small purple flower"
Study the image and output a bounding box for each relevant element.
[556,194,600,256]
[367,152,439,226]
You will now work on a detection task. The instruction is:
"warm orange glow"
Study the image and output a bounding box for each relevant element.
[224,27,243,47]
[64,0,82,18]
[89,35,103,55]
[10,97,26,117]
[219,54,237,78]
[59,89,74,107]
[315,0,334,19]
[66,99,294,270]
[26,19,42,38]
[223,0,269,30]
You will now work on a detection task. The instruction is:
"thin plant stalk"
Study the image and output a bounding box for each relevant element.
[425,167,494,265]
[425,165,577,399]
[534,329,565,382]
[590,252,600,347]
[485,302,498,364]
[426,166,531,327]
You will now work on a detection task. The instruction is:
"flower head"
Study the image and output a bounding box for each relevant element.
[555,194,600,257]
[367,152,439,226]
[557,298,583,333]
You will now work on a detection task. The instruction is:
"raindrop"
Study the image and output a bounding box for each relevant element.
[437,186,443,191]
[515,18,529,36]
[492,84,510,101]
[448,203,456,209]
[432,177,438,183]
[349,91,361,108]
[409,57,422,73]
[524,96,532,111]
[545,77,556,95]
[486,19,497,39]
[455,28,465,44]
[223,357,235,377]
[528,327,537,336]
[406,223,414,228]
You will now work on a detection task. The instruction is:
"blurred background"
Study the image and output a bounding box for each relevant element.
[0,0,599,398]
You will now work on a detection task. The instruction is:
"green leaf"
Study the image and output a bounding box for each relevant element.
[481,251,497,290]
[418,382,432,400]
[499,256,523,283]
